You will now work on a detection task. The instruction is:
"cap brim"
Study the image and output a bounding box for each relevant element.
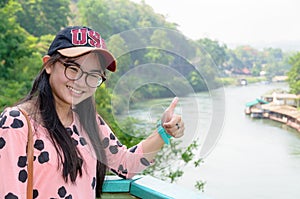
[58,47,117,72]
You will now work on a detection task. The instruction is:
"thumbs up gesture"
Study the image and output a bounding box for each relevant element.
[161,97,185,138]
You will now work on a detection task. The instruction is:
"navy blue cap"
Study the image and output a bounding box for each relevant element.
[47,26,116,72]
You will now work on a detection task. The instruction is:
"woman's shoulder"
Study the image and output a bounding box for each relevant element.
[0,106,27,130]
[96,113,106,126]
[95,113,113,135]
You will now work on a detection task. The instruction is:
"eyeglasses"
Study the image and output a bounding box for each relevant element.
[58,60,106,88]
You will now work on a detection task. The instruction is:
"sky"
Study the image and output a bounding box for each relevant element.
[131,0,300,50]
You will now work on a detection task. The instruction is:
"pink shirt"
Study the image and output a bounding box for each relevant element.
[0,107,150,198]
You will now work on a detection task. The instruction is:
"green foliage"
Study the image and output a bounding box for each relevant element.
[77,0,111,38]
[16,0,71,36]
[145,30,174,64]
[195,180,206,192]
[78,0,175,39]
[181,141,199,163]
[0,0,44,110]
[0,1,31,78]
[197,38,228,67]
[106,34,132,87]
[0,80,26,109]
[167,170,184,183]
[113,117,144,147]
[188,71,207,91]
[95,85,143,147]
[287,52,300,94]
[143,140,204,191]
[224,46,292,79]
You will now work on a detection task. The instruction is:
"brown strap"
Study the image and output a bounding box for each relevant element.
[18,108,34,199]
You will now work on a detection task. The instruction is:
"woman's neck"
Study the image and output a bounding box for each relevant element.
[55,102,74,127]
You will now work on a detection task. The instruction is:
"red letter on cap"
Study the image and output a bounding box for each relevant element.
[71,28,88,45]
[88,30,101,48]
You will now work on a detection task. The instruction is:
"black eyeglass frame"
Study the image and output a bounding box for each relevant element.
[57,59,106,88]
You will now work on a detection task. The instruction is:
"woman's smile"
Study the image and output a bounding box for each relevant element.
[66,85,84,95]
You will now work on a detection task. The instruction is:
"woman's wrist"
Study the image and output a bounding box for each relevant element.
[157,120,172,145]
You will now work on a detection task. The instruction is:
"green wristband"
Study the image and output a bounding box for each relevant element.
[157,120,172,145]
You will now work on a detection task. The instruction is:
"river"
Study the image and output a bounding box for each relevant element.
[121,82,300,199]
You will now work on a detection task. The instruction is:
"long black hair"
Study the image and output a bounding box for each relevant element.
[20,52,107,196]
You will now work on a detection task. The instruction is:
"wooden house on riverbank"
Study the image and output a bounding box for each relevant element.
[245,92,300,132]
[261,104,300,132]
[245,99,269,118]
[262,93,300,108]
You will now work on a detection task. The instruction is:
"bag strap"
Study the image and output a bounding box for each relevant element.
[18,108,34,199]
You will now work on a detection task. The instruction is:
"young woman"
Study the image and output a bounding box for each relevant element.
[0,26,184,198]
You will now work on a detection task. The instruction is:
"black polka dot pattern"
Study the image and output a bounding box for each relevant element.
[33,189,39,198]
[38,151,49,164]
[57,186,73,198]
[11,118,24,129]
[102,137,109,148]
[140,158,150,166]
[98,116,105,125]
[109,145,118,154]
[66,127,73,136]
[0,137,6,149]
[7,110,23,129]
[0,115,7,128]
[18,169,27,183]
[109,133,115,140]
[118,164,128,175]
[129,145,138,153]
[5,193,18,199]
[72,125,79,136]
[58,186,67,197]
[17,156,27,168]
[79,137,87,146]
[116,140,123,147]
[34,140,44,151]
[9,110,20,117]
[91,177,96,189]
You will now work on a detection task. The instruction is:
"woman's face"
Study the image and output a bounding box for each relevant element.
[45,53,105,107]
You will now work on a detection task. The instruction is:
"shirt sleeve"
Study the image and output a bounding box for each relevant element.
[0,108,29,198]
[96,115,151,179]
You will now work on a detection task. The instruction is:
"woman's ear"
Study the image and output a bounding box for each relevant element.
[43,55,50,63]
[43,55,51,74]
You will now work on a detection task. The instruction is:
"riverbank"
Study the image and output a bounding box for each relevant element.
[125,82,300,199]
[263,104,300,131]
[217,76,267,86]
[177,82,300,199]
[245,92,300,132]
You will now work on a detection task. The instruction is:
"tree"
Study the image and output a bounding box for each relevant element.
[225,49,244,71]
[233,45,259,69]
[196,38,228,68]
[287,53,300,94]
[262,48,291,79]
[0,0,52,109]
[0,0,33,78]
[16,0,71,37]
[145,29,174,64]
[106,35,131,76]
[77,0,112,39]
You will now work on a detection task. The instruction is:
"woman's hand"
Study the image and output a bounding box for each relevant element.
[141,97,185,161]
[161,97,185,138]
